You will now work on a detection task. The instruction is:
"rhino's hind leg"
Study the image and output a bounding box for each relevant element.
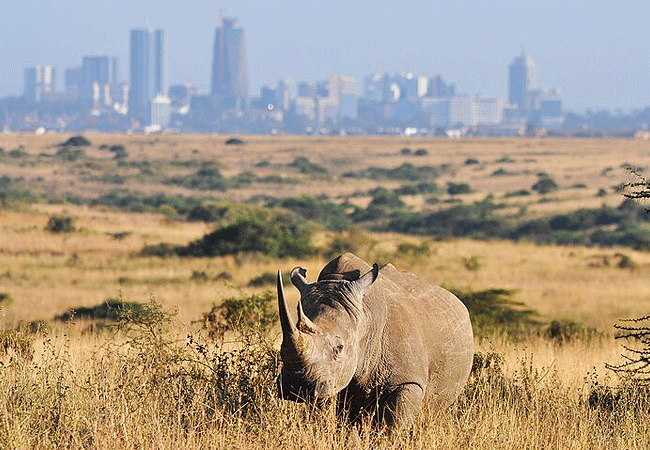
[378,383,424,430]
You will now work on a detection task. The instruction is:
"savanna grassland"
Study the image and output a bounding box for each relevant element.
[1,134,650,449]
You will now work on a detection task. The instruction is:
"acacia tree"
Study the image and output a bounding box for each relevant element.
[607,316,650,384]
[608,169,650,381]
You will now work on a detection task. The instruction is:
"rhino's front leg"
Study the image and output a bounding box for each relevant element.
[379,383,424,430]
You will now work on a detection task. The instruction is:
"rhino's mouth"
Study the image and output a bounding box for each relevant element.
[277,370,337,403]
[276,372,313,403]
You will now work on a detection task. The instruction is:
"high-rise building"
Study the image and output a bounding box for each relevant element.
[129,28,168,123]
[210,15,248,114]
[81,56,117,106]
[24,66,55,103]
[508,51,537,116]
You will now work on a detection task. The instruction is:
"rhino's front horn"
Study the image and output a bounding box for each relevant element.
[277,271,297,337]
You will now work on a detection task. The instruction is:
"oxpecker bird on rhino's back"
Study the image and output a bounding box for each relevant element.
[276,252,473,429]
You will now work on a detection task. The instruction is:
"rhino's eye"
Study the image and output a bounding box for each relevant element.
[333,344,344,356]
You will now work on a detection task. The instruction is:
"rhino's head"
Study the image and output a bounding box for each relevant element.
[276,264,379,403]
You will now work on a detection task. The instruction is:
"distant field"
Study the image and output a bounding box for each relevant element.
[1,134,650,449]
[0,133,646,210]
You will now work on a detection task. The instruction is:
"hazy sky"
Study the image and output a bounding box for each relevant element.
[2,0,649,112]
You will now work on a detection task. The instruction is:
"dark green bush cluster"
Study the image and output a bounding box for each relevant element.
[345,162,449,181]
[169,208,314,258]
[288,156,328,175]
[92,191,212,215]
[393,182,440,196]
[387,199,507,239]
[383,198,650,251]
[59,135,91,147]
[532,174,559,194]
[266,195,350,231]
[447,182,472,195]
[224,137,244,145]
[55,146,85,161]
[0,291,13,306]
[45,214,76,233]
[164,162,227,191]
[451,288,539,337]
[54,298,149,323]
[198,290,278,338]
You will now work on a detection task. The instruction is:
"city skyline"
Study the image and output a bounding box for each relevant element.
[2,0,649,113]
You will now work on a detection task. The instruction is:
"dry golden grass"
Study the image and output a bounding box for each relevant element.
[1,135,650,448]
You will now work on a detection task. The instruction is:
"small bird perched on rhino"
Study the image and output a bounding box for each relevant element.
[276,252,474,429]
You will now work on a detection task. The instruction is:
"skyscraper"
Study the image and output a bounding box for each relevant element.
[129,28,168,123]
[508,51,537,116]
[24,66,55,103]
[81,56,117,106]
[210,16,248,114]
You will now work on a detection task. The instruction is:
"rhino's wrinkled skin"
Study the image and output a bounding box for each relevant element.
[277,253,473,429]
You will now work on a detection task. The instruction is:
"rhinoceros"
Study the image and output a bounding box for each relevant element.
[276,252,473,429]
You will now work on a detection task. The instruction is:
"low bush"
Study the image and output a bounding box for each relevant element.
[267,195,350,231]
[447,182,472,195]
[54,298,149,323]
[55,146,85,161]
[224,137,244,145]
[198,291,278,338]
[288,156,328,175]
[0,291,13,306]
[532,175,559,194]
[393,182,440,196]
[451,288,539,337]
[175,208,315,258]
[59,135,91,147]
[45,214,76,233]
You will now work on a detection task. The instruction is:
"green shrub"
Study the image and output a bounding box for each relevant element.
[59,135,91,147]
[267,195,349,231]
[140,243,177,257]
[393,182,440,196]
[464,158,479,165]
[8,149,27,158]
[0,292,13,306]
[55,146,85,161]
[395,242,430,257]
[176,209,314,258]
[165,163,227,191]
[45,214,76,233]
[447,182,472,195]
[187,203,230,222]
[198,291,278,338]
[109,145,128,159]
[368,188,404,209]
[451,288,539,337]
[288,156,327,175]
[54,298,149,322]
[532,175,559,194]
[544,320,598,344]
[320,230,375,260]
[505,189,531,197]
[224,137,244,145]
[414,148,428,156]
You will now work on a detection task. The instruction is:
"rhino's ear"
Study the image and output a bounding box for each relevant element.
[290,267,309,293]
[351,263,379,297]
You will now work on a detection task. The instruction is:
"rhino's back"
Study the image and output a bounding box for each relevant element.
[318,253,473,408]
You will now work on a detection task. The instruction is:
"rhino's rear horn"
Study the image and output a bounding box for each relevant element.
[297,299,321,335]
[277,271,297,337]
[290,267,309,293]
